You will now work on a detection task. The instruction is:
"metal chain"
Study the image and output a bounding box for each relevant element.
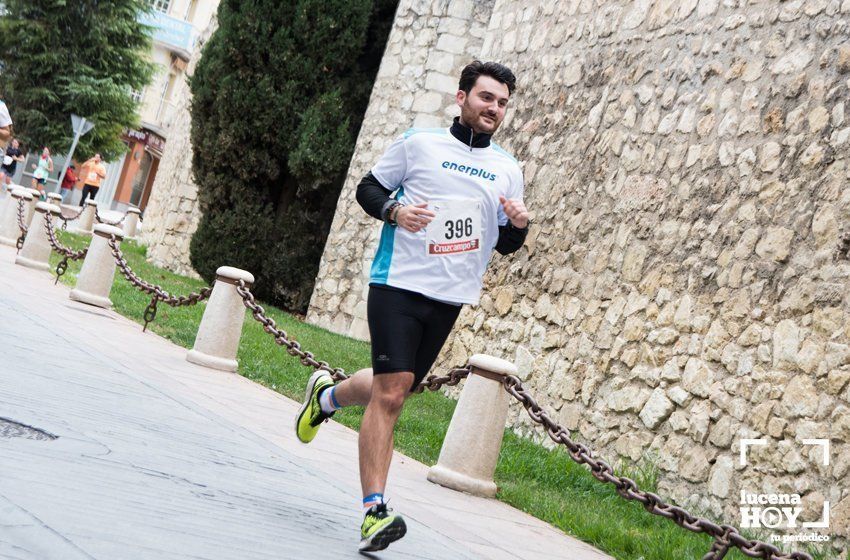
[44,213,87,283]
[58,207,84,230]
[105,234,212,329]
[44,212,87,260]
[500,375,813,560]
[95,207,125,226]
[234,279,471,391]
[56,247,810,559]
[15,198,27,251]
[233,275,804,558]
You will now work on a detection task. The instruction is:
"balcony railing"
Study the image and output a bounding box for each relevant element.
[140,10,195,57]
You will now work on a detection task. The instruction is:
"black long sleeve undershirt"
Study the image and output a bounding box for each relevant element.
[355,172,392,220]
[355,171,528,255]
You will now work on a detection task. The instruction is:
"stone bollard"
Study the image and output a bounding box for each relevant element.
[69,224,124,308]
[186,266,254,372]
[76,200,97,235]
[426,354,517,497]
[0,188,33,247]
[47,192,63,209]
[24,188,40,226]
[123,207,142,239]
[15,202,61,271]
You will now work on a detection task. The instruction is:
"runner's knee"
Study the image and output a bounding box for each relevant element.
[370,383,407,414]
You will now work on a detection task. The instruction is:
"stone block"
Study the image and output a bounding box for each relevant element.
[639,387,675,428]
[424,72,458,94]
[680,446,711,482]
[412,91,444,113]
[682,358,715,397]
[755,227,793,262]
[778,375,820,418]
[708,456,734,498]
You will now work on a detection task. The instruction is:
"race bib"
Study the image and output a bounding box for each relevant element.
[88,171,98,182]
[425,199,481,256]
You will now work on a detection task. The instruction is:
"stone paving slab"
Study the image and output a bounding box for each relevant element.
[0,243,611,560]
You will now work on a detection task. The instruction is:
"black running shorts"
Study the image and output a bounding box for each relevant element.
[367,284,462,390]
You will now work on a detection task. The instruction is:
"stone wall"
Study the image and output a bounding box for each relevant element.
[140,18,218,278]
[306,0,495,339]
[308,0,850,551]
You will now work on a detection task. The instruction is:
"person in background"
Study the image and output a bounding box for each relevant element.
[79,153,106,206]
[1,138,25,192]
[0,98,13,190]
[0,98,12,149]
[60,163,78,204]
[31,146,53,199]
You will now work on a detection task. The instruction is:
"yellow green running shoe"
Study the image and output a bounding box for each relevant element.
[295,371,335,443]
[359,503,407,552]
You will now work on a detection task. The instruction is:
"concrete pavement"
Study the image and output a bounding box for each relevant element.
[0,242,611,560]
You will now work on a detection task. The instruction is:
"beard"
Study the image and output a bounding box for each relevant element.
[461,102,500,134]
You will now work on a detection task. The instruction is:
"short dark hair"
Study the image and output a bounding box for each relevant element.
[459,60,516,95]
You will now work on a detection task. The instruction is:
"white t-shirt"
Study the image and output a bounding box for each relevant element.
[0,101,11,128]
[369,127,524,305]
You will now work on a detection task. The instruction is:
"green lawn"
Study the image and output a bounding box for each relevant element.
[47,231,834,560]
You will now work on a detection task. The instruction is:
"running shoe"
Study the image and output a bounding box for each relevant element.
[295,370,335,443]
[359,503,407,552]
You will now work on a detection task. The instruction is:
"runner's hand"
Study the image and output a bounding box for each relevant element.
[396,203,435,233]
[499,196,529,228]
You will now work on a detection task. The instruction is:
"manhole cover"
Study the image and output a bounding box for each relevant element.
[0,417,58,441]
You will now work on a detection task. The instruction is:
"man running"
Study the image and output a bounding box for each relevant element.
[296,60,529,553]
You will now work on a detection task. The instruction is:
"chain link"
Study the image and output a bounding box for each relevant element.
[95,207,125,226]
[234,279,472,391]
[43,213,88,283]
[44,212,87,260]
[105,234,212,328]
[58,207,84,230]
[59,246,815,559]
[15,198,27,251]
[500,375,813,560]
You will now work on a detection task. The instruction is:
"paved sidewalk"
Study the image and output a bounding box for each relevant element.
[0,243,611,560]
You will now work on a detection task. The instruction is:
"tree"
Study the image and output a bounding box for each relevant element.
[189,0,398,312]
[0,0,154,160]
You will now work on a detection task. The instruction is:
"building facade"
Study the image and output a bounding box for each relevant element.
[106,0,219,213]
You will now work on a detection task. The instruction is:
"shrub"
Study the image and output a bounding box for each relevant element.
[189,0,398,312]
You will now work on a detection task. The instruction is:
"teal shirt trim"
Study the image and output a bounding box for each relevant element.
[403,127,447,139]
[490,141,518,164]
[370,186,405,284]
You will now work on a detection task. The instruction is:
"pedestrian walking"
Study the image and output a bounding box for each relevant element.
[1,138,25,191]
[60,163,78,204]
[79,153,106,206]
[31,147,53,199]
[294,61,529,552]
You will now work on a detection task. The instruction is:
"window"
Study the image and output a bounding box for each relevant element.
[146,0,171,13]
[184,0,198,22]
[130,88,144,103]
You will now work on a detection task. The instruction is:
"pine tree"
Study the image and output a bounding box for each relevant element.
[188,0,398,312]
[0,0,154,159]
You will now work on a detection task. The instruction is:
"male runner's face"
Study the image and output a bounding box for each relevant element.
[457,75,510,135]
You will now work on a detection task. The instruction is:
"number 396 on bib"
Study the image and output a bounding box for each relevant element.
[426,200,482,256]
